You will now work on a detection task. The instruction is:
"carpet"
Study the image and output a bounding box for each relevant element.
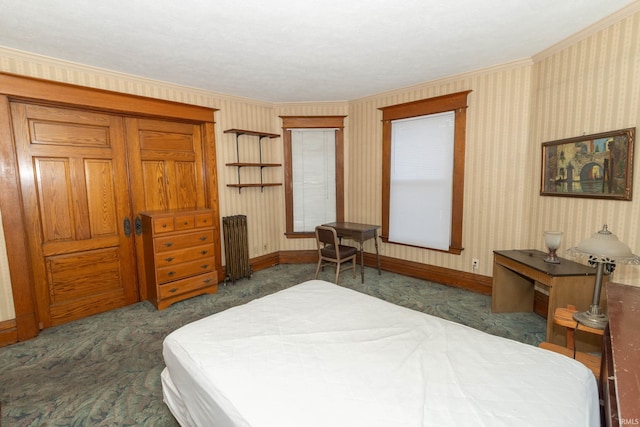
[0,264,545,426]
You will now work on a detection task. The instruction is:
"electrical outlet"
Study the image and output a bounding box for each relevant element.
[472,258,479,270]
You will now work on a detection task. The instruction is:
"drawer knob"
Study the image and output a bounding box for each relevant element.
[201,264,209,269]
[200,250,208,255]
[183,221,188,225]
[162,224,168,228]
[164,242,174,247]
[165,257,174,262]
[204,278,212,283]
[167,271,176,277]
[169,288,178,293]
[199,236,208,241]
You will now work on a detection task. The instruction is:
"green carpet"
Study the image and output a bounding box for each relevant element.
[0,264,545,426]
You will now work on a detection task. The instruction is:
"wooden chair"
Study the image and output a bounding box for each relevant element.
[314,225,358,284]
[539,305,604,378]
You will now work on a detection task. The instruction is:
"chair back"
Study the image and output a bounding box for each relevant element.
[315,225,338,248]
[314,225,357,283]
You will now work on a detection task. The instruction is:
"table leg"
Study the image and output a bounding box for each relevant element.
[359,241,365,283]
[374,230,381,275]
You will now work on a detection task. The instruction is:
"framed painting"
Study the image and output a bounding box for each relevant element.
[541,128,635,200]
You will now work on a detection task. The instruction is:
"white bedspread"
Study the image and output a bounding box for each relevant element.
[162,280,599,427]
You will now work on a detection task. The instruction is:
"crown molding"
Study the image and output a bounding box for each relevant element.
[533,1,640,62]
[0,46,274,108]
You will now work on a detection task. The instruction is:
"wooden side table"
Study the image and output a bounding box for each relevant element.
[492,250,605,353]
[539,306,604,378]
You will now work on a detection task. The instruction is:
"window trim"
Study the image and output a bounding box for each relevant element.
[281,116,346,238]
[379,91,471,254]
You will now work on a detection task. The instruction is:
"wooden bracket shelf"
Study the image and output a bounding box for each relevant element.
[225,162,282,167]
[223,128,280,139]
[224,129,281,193]
[227,183,282,188]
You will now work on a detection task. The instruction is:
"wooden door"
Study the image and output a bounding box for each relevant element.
[11,103,138,328]
[125,118,208,300]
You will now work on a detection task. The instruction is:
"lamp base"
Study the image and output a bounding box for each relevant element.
[573,305,608,329]
[544,248,560,264]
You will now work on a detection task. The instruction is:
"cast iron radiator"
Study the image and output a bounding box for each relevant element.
[222,215,252,283]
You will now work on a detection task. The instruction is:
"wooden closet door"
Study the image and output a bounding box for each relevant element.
[125,118,208,300]
[11,103,138,328]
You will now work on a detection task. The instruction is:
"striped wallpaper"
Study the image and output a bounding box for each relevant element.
[0,210,14,320]
[530,7,640,286]
[1,4,639,323]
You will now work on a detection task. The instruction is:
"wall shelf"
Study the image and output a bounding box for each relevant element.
[224,128,281,193]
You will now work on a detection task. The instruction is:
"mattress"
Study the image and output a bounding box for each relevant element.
[162,279,599,427]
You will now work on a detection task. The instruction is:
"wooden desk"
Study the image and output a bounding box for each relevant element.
[323,222,381,283]
[492,249,604,352]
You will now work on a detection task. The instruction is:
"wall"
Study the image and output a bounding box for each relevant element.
[1,4,639,323]
[343,3,640,287]
[529,6,640,286]
[347,60,535,278]
[0,48,290,323]
[0,210,15,320]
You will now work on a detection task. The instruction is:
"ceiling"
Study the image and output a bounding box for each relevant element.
[0,0,635,103]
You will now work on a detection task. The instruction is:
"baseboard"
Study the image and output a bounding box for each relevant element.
[0,318,17,348]
[249,252,282,272]
[2,251,534,349]
[374,253,492,295]
[247,250,493,295]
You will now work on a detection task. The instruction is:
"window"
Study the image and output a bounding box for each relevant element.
[281,116,345,237]
[380,91,471,254]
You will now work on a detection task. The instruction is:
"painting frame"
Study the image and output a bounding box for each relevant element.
[541,128,635,200]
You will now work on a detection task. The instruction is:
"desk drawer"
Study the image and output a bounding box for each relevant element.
[158,272,217,299]
[154,230,214,252]
[174,215,195,230]
[195,212,214,228]
[152,217,175,234]
[155,244,215,267]
[157,257,215,284]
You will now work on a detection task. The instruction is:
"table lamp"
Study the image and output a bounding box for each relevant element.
[567,224,639,329]
[544,231,563,263]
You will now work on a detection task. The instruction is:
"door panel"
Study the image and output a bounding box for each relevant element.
[127,118,205,211]
[126,118,208,300]
[85,159,119,237]
[47,248,124,305]
[11,103,138,328]
[175,161,198,206]
[34,158,75,242]
[140,161,170,210]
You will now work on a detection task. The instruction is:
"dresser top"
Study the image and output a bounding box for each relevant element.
[607,281,640,421]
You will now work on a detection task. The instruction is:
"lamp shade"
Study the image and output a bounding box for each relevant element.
[568,224,639,329]
[544,231,562,250]
[567,224,640,264]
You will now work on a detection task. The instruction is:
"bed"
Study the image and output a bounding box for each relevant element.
[161,279,599,427]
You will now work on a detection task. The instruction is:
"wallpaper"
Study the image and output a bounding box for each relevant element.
[1,4,639,323]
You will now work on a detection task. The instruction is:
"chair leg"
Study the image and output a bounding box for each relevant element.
[335,262,340,284]
[352,257,356,278]
[314,258,322,279]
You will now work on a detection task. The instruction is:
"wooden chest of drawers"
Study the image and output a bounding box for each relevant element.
[141,209,218,309]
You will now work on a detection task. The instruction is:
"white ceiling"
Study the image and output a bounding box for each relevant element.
[0,0,635,102]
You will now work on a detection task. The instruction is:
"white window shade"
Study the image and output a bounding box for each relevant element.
[389,111,454,250]
[291,129,336,232]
